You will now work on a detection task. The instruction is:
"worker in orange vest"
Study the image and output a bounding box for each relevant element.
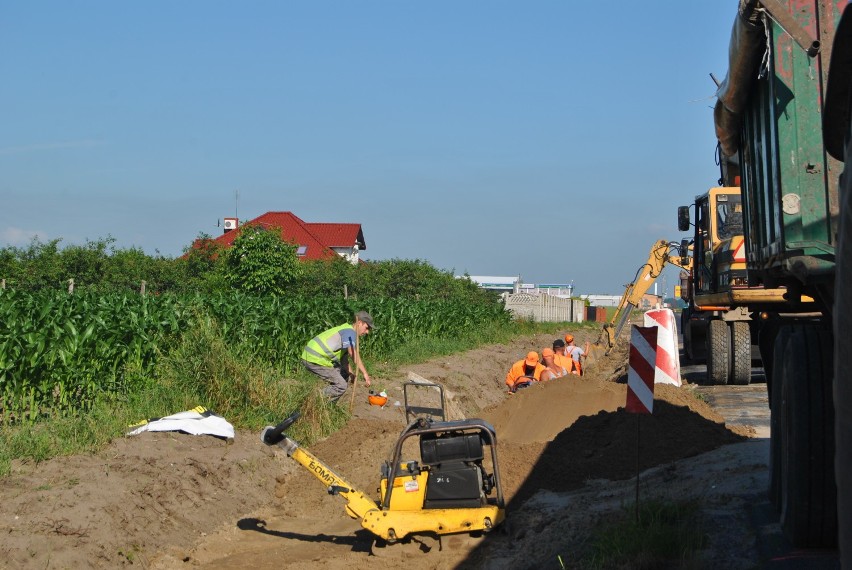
[505,351,546,393]
[552,339,578,376]
[540,347,571,381]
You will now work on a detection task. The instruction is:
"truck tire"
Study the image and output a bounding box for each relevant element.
[836,208,852,566]
[835,114,852,570]
[706,319,730,385]
[768,326,792,512]
[683,312,707,363]
[779,325,837,547]
[729,321,751,385]
[830,11,852,559]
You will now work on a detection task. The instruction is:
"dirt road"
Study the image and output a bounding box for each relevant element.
[684,358,770,438]
[0,331,804,569]
[680,347,840,568]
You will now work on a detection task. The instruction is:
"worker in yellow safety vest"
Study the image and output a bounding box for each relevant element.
[301,311,375,402]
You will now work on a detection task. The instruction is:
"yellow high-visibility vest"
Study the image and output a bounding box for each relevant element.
[301,324,353,367]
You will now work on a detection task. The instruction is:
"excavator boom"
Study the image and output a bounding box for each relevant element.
[599,239,690,353]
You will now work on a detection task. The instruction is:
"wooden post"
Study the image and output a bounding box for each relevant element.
[67,278,74,295]
[343,284,348,299]
[1,278,5,289]
[349,341,361,413]
[140,280,146,295]
[636,413,641,523]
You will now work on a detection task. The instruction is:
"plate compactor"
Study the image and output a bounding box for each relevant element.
[260,383,505,543]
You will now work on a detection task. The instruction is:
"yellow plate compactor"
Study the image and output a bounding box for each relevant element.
[260,398,505,543]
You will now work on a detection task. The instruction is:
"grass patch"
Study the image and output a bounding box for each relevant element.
[0,315,593,477]
[690,388,709,404]
[581,499,706,569]
[0,313,344,477]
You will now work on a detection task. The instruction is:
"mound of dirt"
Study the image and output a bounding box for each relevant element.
[0,331,752,569]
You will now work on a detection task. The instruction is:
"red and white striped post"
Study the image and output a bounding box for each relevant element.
[626,325,658,522]
[627,326,658,414]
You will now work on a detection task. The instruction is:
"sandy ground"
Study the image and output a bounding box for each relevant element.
[0,332,764,569]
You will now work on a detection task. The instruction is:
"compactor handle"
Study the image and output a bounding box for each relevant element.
[261,410,301,445]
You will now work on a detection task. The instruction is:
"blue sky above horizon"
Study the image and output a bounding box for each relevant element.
[1,1,735,295]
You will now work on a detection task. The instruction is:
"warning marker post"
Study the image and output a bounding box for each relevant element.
[626,325,658,522]
[643,308,682,387]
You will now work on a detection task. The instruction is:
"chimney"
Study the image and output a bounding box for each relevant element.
[223,217,238,234]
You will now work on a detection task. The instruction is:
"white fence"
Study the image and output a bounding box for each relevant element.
[503,293,585,322]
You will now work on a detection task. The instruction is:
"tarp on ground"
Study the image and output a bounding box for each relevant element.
[127,406,235,439]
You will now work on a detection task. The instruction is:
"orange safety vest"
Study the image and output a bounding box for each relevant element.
[505,359,546,389]
[554,353,576,375]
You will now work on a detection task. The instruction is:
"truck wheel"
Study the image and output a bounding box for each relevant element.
[835,104,852,570]
[779,325,837,547]
[729,321,751,385]
[768,326,792,512]
[706,320,730,385]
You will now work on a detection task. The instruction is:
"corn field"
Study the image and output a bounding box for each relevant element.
[0,289,509,422]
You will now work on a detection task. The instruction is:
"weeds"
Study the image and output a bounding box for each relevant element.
[583,499,706,569]
[0,315,583,477]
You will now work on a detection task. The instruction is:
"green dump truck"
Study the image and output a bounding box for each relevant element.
[713,0,851,555]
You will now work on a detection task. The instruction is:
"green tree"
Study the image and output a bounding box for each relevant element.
[10,238,64,291]
[179,233,228,294]
[224,225,301,295]
[58,237,113,289]
[292,256,355,297]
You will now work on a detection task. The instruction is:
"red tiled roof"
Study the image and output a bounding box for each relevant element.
[308,223,366,249]
[204,212,365,261]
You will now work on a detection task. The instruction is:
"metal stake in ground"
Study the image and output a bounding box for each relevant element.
[625,325,658,522]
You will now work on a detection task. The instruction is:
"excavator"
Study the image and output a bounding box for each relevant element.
[593,186,794,386]
[595,239,690,356]
[260,382,505,543]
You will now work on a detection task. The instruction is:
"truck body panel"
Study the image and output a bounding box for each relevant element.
[721,1,842,296]
[714,0,850,551]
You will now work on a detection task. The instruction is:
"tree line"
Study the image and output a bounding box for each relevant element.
[0,227,496,303]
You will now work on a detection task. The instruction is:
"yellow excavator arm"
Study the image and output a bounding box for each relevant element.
[600,239,690,352]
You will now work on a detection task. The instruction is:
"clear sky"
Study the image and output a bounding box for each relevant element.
[1,1,736,295]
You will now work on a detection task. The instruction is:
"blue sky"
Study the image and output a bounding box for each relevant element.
[1,1,735,295]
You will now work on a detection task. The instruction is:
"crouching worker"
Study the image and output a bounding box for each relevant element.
[540,347,570,381]
[301,311,375,403]
[505,351,546,393]
[552,339,578,376]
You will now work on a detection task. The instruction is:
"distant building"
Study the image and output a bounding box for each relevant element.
[640,293,663,310]
[202,211,366,264]
[462,275,521,293]
[519,283,575,297]
[580,294,621,307]
[579,293,664,310]
[462,276,577,297]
